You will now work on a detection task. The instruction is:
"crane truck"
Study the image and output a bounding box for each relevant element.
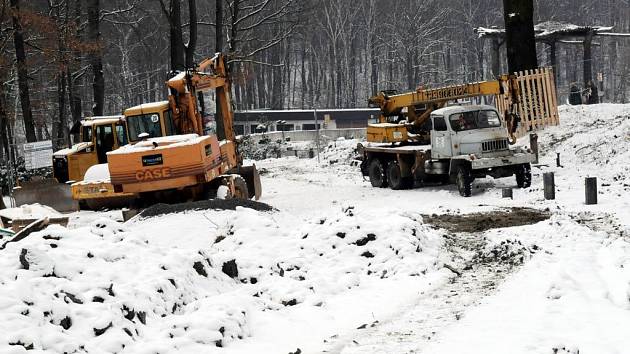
[71,53,261,209]
[359,73,550,197]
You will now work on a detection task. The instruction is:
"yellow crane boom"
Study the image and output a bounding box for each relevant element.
[367,74,521,143]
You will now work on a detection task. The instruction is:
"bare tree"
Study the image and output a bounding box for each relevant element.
[87,0,105,116]
[9,0,36,142]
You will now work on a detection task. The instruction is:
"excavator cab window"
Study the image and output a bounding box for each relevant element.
[81,126,93,143]
[95,124,115,163]
[115,123,128,147]
[127,113,164,142]
[163,109,176,136]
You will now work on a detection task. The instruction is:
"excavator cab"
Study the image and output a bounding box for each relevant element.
[123,101,176,143]
[13,116,126,212]
[53,116,127,182]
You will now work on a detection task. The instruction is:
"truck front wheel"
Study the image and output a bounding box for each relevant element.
[515,163,532,188]
[456,166,473,197]
[368,159,388,188]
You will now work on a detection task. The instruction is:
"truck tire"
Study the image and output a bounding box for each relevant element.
[515,163,532,188]
[387,161,406,190]
[456,166,473,197]
[368,159,387,188]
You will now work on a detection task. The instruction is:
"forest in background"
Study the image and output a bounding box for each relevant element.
[0,0,629,158]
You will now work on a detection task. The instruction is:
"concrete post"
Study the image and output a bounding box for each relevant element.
[585,177,598,205]
[529,133,539,164]
[543,172,555,200]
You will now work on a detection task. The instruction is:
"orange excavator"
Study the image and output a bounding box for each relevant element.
[72,53,261,208]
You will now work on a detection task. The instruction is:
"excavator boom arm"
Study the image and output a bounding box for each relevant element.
[166,53,234,141]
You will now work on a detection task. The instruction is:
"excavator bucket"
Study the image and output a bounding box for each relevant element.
[238,164,262,200]
[13,178,78,213]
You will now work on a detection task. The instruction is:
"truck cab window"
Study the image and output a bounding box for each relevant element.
[432,116,447,131]
[450,110,502,132]
[477,110,502,128]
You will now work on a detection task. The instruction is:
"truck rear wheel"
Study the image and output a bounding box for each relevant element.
[368,159,387,188]
[387,161,406,190]
[456,166,473,197]
[515,163,532,188]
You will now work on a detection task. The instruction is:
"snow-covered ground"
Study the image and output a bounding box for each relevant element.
[0,104,628,354]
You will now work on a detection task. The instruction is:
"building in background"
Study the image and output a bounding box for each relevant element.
[233,108,381,135]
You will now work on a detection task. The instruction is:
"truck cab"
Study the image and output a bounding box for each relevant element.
[430,105,511,159]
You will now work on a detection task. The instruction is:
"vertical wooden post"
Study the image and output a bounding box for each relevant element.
[543,172,555,200]
[524,70,535,132]
[529,133,539,164]
[556,153,561,167]
[548,67,560,125]
[585,177,597,205]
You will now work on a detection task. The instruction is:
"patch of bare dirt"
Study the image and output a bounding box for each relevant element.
[422,207,550,233]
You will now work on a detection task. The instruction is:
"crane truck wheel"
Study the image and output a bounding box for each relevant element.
[515,163,532,188]
[456,166,473,197]
[368,159,388,188]
[387,161,407,190]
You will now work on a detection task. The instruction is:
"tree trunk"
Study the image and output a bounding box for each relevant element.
[491,37,501,78]
[0,93,10,162]
[583,30,594,85]
[216,0,224,52]
[215,0,225,138]
[87,0,105,116]
[300,43,306,109]
[167,0,185,71]
[502,0,538,73]
[185,0,197,68]
[271,39,283,110]
[548,41,557,81]
[53,73,67,150]
[10,0,37,142]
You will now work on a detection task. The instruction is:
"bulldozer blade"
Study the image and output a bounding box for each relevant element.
[238,164,262,200]
[13,179,78,213]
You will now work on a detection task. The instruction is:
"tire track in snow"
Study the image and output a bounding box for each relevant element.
[321,230,522,354]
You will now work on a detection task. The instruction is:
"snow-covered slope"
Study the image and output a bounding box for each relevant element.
[0,206,444,353]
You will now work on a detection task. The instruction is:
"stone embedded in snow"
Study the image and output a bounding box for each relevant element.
[93,322,113,336]
[193,261,208,277]
[354,233,376,246]
[59,316,72,330]
[222,259,239,278]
